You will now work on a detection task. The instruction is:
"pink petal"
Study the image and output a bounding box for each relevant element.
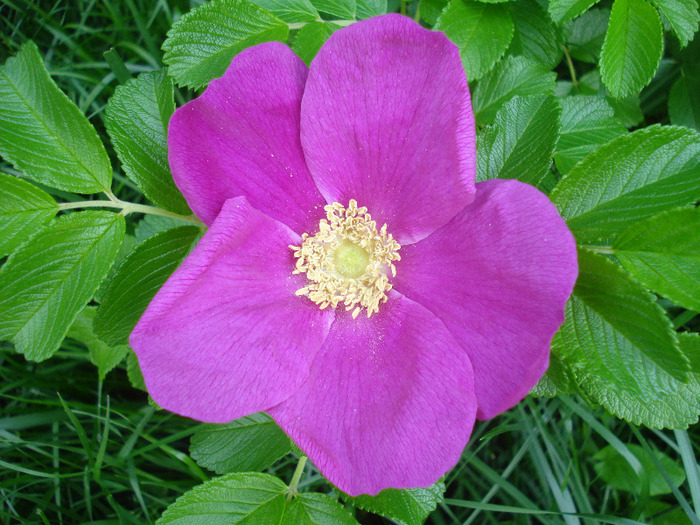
[130,197,334,423]
[395,180,578,420]
[168,42,325,233]
[300,14,476,244]
[268,291,477,496]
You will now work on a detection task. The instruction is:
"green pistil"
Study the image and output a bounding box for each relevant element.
[333,240,369,279]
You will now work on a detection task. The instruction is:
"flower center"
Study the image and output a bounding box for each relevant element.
[334,240,369,278]
[290,200,401,318]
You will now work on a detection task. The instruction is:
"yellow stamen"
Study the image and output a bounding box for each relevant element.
[290,200,400,318]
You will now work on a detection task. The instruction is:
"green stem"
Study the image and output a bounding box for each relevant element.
[287,19,354,30]
[562,45,578,91]
[581,245,614,255]
[58,196,203,226]
[287,456,308,501]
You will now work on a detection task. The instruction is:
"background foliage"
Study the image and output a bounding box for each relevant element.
[1,0,700,523]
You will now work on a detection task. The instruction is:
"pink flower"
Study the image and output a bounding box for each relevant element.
[130,14,578,496]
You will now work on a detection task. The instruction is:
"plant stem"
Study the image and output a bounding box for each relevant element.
[57,196,203,226]
[562,45,578,91]
[582,245,614,255]
[287,19,354,30]
[287,456,308,501]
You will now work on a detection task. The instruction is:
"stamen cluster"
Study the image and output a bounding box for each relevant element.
[291,200,401,318]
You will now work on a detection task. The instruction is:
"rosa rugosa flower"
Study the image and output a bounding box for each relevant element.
[130,14,578,496]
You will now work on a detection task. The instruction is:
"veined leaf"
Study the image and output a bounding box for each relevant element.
[292,22,340,65]
[648,0,699,47]
[105,70,190,214]
[550,125,700,243]
[553,95,627,174]
[157,473,288,524]
[282,493,358,524]
[356,0,387,18]
[472,56,556,125]
[508,0,562,69]
[564,8,610,63]
[681,333,700,377]
[0,41,111,193]
[435,0,514,81]
[133,214,194,243]
[600,0,663,99]
[668,70,700,131]
[190,413,291,474]
[0,173,57,257]
[549,0,600,24]
[163,0,289,89]
[67,307,129,380]
[311,0,355,18]
[250,0,319,22]
[157,472,359,525]
[477,95,561,189]
[613,206,700,311]
[571,68,644,128]
[420,0,449,24]
[554,249,699,429]
[94,226,201,346]
[0,211,125,362]
[344,483,445,525]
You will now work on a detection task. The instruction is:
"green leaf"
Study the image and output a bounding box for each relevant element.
[292,22,340,65]
[648,0,699,47]
[94,226,200,346]
[594,444,686,496]
[472,56,557,125]
[94,232,138,303]
[550,125,700,243]
[435,0,514,81]
[0,173,57,257]
[564,8,610,63]
[549,0,600,24]
[190,413,291,474]
[530,352,573,397]
[420,0,449,24]
[126,350,147,392]
[311,0,355,18]
[0,211,125,362]
[477,95,561,189]
[105,70,189,214]
[157,472,288,524]
[554,249,700,429]
[508,0,562,69]
[613,206,700,311]
[599,0,663,99]
[575,68,645,127]
[356,0,387,18]
[680,333,700,377]
[282,493,358,524]
[67,307,129,380]
[163,0,289,90]
[134,214,194,243]
[668,70,700,131]
[250,0,320,22]
[344,482,445,525]
[553,95,627,174]
[609,93,644,127]
[0,41,112,193]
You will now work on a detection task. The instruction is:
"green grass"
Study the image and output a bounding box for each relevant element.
[1,1,700,523]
